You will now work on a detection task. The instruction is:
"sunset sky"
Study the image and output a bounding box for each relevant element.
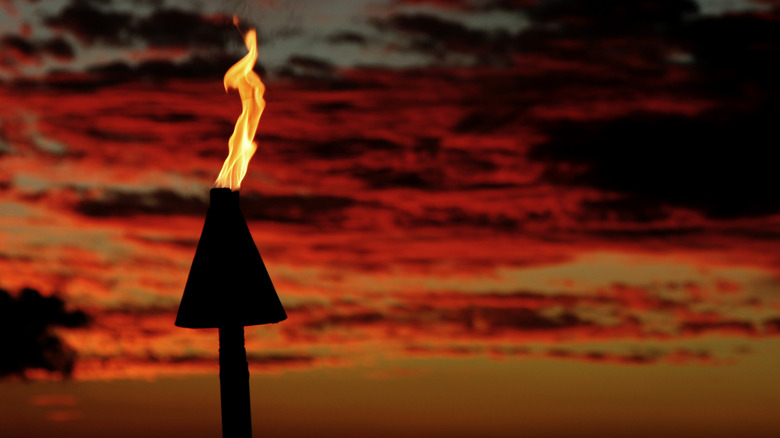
[2,0,780,437]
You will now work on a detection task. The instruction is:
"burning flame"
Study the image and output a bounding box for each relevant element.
[215,20,265,190]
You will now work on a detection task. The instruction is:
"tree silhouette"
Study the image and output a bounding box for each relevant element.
[0,288,89,379]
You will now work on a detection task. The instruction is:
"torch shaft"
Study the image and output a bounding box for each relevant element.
[219,325,252,438]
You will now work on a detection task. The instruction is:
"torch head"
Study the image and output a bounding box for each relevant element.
[175,188,287,328]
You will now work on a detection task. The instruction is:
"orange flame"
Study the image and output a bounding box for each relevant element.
[215,22,265,190]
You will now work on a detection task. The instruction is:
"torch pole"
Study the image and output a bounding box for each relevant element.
[218,325,252,438]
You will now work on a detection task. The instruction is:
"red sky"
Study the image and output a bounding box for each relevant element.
[2,0,780,437]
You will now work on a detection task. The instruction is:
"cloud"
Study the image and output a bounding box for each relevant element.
[529,104,780,219]
[0,34,76,70]
[680,320,756,336]
[0,288,89,379]
[282,283,780,351]
[74,188,207,217]
[352,167,441,190]
[300,137,403,159]
[133,9,235,50]
[543,347,719,365]
[371,12,519,65]
[4,278,772,381]
[1,35,36,63]
[765,318,780,333]
[88,54,239,82]
[677,10,780,95]
[4,2,780,386]
[72,187,363,228]
[576,197,674,223]
[524,0,699,32]
[40,37,76,61]
[45,2,134,45]
[0,1,250,84]
[393,0,476,10]
[277,55,337,79]
[512,1,779,97]
[403,343,724,366]
[327,31,367,46]
[45,2,236,50]
[69,351,324,380]
[289,293,595,340]
[503,0,704,78]
[394,206,521,232]
[240,192,363,225]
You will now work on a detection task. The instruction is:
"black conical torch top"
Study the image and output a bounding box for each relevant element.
[175,188,287,329]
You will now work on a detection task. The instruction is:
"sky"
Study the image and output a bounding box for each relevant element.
[1,0,780,437]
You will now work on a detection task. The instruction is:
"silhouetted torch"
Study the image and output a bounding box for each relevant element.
[175,21,285,438]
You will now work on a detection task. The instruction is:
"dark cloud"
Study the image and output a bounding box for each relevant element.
[282,134,508,192]
[39,54,241,89]
[524,0,699,32]
[394,0,476,10]
[391,0,534,11]
[30,1,254,83]
[577,197,673,223]
[132,55,237,79]
[276,55,337,79]
[484,0,536,10]
[544,347,717,365]
[240,192,362,225]
[0,288,89,379]
[1,35,36,59]
[513,1,779,96]
[333,140,513,192]
[452,107,523,134]
[765,318,780,333]
[133,9,235,49]
[529,104,780,219]
[507,5,780,220]
[677,11,780,95]
[394,206,521,232]
[547,348,658,364]
[45,2,134,45]
[327,31,367,46]
[41,37,75,60]
[301,137,402,159]
[163,352,315,366]
[505,0,700,75]
[45,1,235,50]
[362,289,771,341]
[73,188,363,227]
[302,310,385,330]
[74,189,207,217]
[681,320,756,335]
[588,227,705,240]
[291,294,593,337]
[0,34,76,69]
[0,35,37,68]
[245,352,316,366]
[352,166,441,190]
[444,306,591,331]
[371,13,518,65]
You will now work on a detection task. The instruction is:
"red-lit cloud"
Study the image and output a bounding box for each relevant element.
[1,1,779,382]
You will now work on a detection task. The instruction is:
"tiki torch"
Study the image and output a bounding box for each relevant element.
[176,188,286,437]
[175,22,286,438]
